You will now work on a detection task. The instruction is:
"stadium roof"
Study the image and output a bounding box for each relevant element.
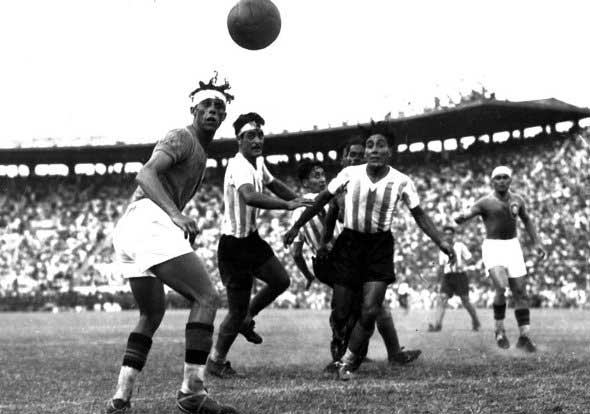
[1,98,589,165]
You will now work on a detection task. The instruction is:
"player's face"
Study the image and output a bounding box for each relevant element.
[238,128,264,158]
[365,134,391,167]
[443,230,454,244]
[344,144,365,167]
[305,166,326,193]
[194,98,227,131]
[492,174,511,192]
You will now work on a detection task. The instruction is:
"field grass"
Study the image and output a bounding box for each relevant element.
[1,308,589,414]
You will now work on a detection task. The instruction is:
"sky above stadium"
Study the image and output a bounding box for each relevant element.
[1,0,589,146]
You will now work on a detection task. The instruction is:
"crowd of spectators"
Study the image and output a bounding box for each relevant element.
[0,127,588,311]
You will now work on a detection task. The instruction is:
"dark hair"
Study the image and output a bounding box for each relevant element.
[341,138,365,157]
[297,160,323,182]
[443,225,456,234]
[359,120,396,148]
[233,112,265,136]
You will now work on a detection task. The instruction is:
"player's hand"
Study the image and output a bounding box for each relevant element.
[171,213,200,244]
[283,227,299,247]
[453,213,465,225]
[535,245,547,260]
[317,244,330,262]
[286,197,315,210]
[439,241,456,264]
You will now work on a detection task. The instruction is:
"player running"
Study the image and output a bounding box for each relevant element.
[454,166,546,352]
[106,74,238,414]
[428,225,480,332]
[284,131,454,380]
[207,112,312,379]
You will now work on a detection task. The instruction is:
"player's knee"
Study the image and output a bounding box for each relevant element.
[139,308,165,332]
[460,295,470,304]
[196,290,221,312]
[359,304,381,328]
[376,305,391,321]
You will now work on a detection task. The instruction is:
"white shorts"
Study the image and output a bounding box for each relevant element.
[481,238,527,278]
[112,198,194,278]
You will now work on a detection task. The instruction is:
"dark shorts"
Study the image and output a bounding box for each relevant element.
[217,231,275,290]
[440,272,469,298]
[330,229,395,289]
[312,254,337,288]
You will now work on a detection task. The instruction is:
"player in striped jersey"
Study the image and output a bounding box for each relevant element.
[207,112,312,379]
[106,75,237,414]
[285,132,454,380]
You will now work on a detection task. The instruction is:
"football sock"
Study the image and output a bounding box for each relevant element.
[515,309,530,336]
[113,332,152,401]
[376,310,401,356]
[181,322,213,394]
[493,303,506,331]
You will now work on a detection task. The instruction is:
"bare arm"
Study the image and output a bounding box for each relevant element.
[284,190,334,246]
[410,206,455,261]
[519,201,547,259]
[136,151,199,242]
[238,184,310,210]
[266,179,298,201]
[290,241,315,289]
[321,198,339,246]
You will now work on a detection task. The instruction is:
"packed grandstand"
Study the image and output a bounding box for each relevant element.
[0,110,588,312]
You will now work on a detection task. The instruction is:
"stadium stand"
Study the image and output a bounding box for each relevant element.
[0,125,588,311]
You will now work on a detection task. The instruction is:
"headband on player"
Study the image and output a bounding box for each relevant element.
[491,166,512,178]
[190,89,229,106]
[238,122,263,136]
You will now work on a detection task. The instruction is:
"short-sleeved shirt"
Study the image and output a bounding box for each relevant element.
[439,241,472,274]
[291,192,342,256]
[221,152,275,238]
[130,127,207,211]
[326,164,419,233]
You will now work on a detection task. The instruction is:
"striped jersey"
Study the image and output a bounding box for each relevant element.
[326,164,419,233]
[439,241,472,273]
[292,193,342,255]
[221,152,275,238]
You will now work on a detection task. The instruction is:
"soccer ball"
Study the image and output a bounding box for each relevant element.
[227,0,281,50]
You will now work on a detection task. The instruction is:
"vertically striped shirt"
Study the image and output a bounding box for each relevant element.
[292,192,342,255]
[439,241,472,273]
[326,164,419,233]
[221,152,274,238]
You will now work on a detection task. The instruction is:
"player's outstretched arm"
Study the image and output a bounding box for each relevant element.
[321,199,339,246]
[238,183,313,210]
[284,190,334,247]
[265,179,298,201]
[453,203,483,225]
[410,206,455,262]
[518,200,547,260]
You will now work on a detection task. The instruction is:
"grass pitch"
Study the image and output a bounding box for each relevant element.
[1,308,589,414]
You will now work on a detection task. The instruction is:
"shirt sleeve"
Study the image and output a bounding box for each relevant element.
[153,129,194,164]
[291,208,306,242]
[460,242,472,261]
[438,250,448,266]
[232,158,255,190]
[327,167,351,194]
[400,177,420,209]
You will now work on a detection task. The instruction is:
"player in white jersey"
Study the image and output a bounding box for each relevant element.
[107,75,237,414]
[285,132,454,380]
[428,225,480,332]
[454,166,546,352]
[207,112,312,378]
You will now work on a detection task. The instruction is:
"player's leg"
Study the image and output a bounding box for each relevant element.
[459,294,480,331]
[208,285,251,377]
[489,267,510,349]
[510,276,536,352]
[455,272,480,331]
[150,253,237,414]
[430,292,449,332]
[107,277,165,412]
[330,283,356,361]
[339,281,388,379]
[376,303,422,365]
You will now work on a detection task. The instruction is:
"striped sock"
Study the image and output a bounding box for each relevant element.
[181,322,213,394]
[113,332,152,401]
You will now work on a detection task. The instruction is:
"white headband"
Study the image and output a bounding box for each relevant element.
[238,122,262,136]
[491,166,512,178]
[190,89,228,106]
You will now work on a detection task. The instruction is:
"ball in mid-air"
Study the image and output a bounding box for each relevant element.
[227,0,281,50]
